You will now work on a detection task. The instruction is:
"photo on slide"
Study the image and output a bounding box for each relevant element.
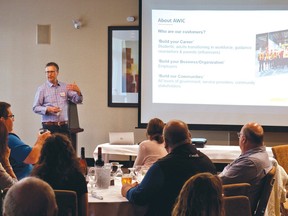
[256,29,288,77]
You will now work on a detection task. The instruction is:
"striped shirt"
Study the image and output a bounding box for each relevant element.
[33,81,83,122]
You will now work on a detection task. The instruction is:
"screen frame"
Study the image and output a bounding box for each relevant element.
[138,0,288,132]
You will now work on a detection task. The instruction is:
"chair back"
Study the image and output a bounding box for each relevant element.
[253,166,276,216]
[272,145,288,174]
[54,189,78,216]
[223,195,252,216]
[0,188,8,216]
[223,182,251,197]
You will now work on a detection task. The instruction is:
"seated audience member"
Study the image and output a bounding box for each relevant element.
[0,102,51,179]
[31,133,88,216]
[172,172,224,216]
[133,118,167,168]
[219,122,272,213]
[122,119,217,216]
[0,121,17,189]
[3,176,58,216]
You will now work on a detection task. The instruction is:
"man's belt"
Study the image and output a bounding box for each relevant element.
[42,121,68,126]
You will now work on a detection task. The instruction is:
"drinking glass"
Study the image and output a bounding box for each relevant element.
[111,162,119,178]
[115,164,123,178]
[104,163,112,169]
[134,165,142,174]
[128,167,137,181]
[121,173,133,185]
[134,165,142,182]
[136,165,149,183]
[87,167,96,193]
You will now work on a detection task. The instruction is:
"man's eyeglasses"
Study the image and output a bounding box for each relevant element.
[45,71,56,74]
[237,132,242,139]
[7,115,15,119]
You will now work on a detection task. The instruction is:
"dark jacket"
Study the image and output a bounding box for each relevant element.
[128,143,217,216]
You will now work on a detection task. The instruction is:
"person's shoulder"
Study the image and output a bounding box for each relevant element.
[139,140,157,151]
[39,82,49,88]
[36,82,49,92]
[139,140,152,148]
[139,140,151,146]
[8,133,31,149]
[230,154,256,167]
[156,152,171,164]
[248,151,269,164]
[8,133,20,140]
[70,170,85,180]
[69,170,86,185]
[57,81,69,90]
[58,81,67,86]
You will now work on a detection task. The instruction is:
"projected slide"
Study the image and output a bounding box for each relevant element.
[140,0,288,129]
[152,10,288,106]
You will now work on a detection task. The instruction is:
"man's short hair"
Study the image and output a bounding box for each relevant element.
[0,102,11,119]
[46,62,59,71]
[164,120,191,147]
[243,125,264,145]
[3,177,58,216]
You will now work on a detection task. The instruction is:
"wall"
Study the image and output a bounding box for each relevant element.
[0,0,287,160]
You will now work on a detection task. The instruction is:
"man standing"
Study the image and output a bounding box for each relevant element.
[219,122,272,213]
[33,62,83,135]
[0,102,50,179]
[121,119,216,216]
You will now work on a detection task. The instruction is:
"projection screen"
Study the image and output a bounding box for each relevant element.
[139,0,288,131]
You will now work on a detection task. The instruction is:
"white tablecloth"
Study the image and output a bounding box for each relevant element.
[88,179,147,216]
[94,143,273,163]
[90,144,274,215]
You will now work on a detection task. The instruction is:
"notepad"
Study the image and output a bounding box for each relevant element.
[109,132,135,145]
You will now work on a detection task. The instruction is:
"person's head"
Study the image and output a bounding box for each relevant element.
[0,102,14,133]
[163,120,191,152]
[45,62,59,85]
[0,120,9,157]
[172,172,223,216]
[3,177,58,216]
[32,133,80,178]
[238,122,264,153]
[146,118,165,144]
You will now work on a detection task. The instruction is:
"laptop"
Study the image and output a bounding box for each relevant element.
[109,132,135,145]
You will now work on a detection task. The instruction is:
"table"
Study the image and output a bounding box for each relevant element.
[94,143,139,163]
[90,144,275,215]
[88,179,147,216]
[94,143,273,164]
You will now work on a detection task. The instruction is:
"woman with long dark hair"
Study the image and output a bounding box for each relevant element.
[172,172,224,216]
[31,133,87,216]
[0,120,17,189]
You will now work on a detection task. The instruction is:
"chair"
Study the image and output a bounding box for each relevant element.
[0,188,9,216]
[282,202,288,216]
[272,145,288,215]
[223,182,251,197]
[272,145,288,174]
[253,166,276,216]
[54,190,78,216]
[223,195,252,216]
